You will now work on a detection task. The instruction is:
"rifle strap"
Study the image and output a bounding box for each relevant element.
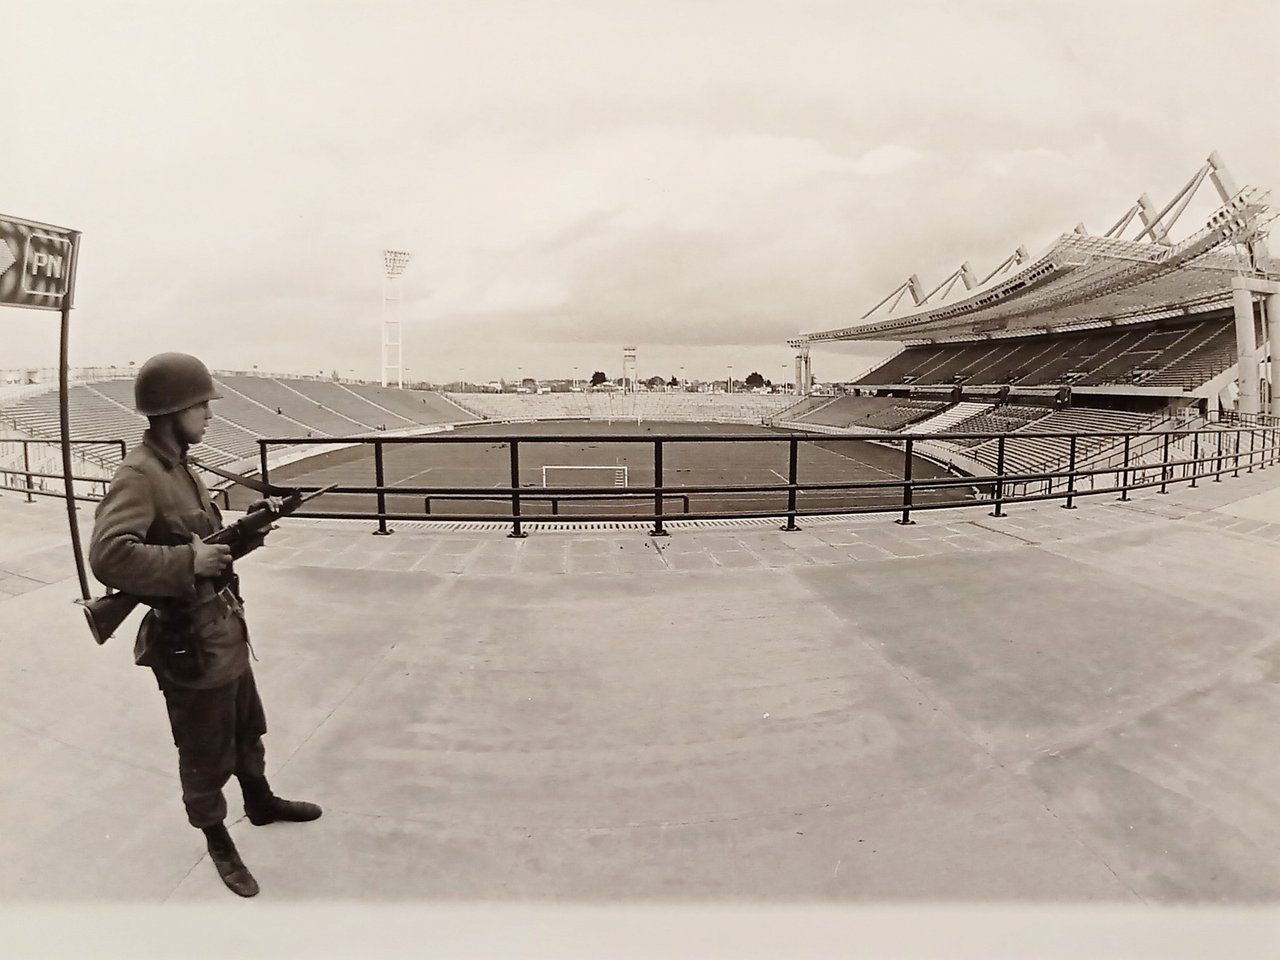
[186,457,297,497]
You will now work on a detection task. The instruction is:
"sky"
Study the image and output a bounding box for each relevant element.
[3,0,1279,386]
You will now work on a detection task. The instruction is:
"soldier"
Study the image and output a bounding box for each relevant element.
[88,352,320,898]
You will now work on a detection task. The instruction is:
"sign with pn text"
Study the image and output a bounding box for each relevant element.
[0,214,78,311]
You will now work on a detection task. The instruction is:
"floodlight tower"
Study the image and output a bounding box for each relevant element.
[788,338,811,396]
[622,345,637,393]
[381,249,412,388]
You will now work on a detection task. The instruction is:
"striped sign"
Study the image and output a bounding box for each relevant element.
[0,214,77,311]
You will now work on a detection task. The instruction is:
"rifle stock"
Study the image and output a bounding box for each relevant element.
[82,485,334,645]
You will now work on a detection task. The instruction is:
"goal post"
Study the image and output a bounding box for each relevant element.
[541,464,629,488]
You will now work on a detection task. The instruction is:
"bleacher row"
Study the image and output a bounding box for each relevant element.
[861,315,1248,389]
[778,395,1160,477]
[2,377,481,468]
[441,391,798,422]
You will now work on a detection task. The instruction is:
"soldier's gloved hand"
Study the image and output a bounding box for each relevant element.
[191,532,233,578]
[247,496,285,515]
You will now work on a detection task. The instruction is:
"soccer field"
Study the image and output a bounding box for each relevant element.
[236,420,978,522]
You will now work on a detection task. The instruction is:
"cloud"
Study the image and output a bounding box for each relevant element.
[853,145,924,176]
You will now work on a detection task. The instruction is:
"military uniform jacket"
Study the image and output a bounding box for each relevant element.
[88,429,249,688]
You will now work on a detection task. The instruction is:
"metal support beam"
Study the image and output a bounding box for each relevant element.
[1269,293,1280,416]
[1209,150,1270,260]
[1136,193,1170,244]
[1104,203,1141,239]
[1131,165,1212,243]
[979,246,1031,285]
[1231,277,1280,416]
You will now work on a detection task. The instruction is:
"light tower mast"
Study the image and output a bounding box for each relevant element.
[381,249,412,388]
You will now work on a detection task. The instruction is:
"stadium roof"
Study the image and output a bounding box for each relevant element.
[801,154,1277,345]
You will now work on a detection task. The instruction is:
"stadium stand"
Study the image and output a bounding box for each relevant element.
[277,379,392,429]
[794,396,946,431]
[347,383,480,425]
[768,395,839,424]
[964,408,1153,476]
[940,403,1055,446]
[907,401,993,434]
[855,317,1242,390]
[0,376,486,476]
[446,392,796,423]
[92,379,255,466]
[216,376,371,436]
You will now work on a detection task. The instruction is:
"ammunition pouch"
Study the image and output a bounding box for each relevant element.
[145,583,244,682]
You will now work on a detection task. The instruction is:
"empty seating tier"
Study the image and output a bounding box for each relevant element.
[856,317,1238,390]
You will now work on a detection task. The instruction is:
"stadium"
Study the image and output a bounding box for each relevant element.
[3,150,1280,940]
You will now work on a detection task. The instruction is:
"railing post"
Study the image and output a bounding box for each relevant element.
[1214,430,1223,482]
[781,437,800,531]
[22,442,33,504]
[259,441,270,487]
[896,438,916,525]
[1118,434,1131,502]
[508,440,527,538]
[1248,429,1256,474]
[651,439,669,537]
[1159,433,1171,493]
[989,435,1006,517]
[423,497,431,515]
[1062,435,1078,509]
[1233,430,1241,478]
[1190,431,1200,488]
[373,440,392,535]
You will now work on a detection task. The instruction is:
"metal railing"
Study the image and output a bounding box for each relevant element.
[11,416,1275,538]
[244,413,1280,538]
[0,438,126,503]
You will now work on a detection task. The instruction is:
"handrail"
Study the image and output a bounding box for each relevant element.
[12,418,1272,535]
[244,415,1279,537]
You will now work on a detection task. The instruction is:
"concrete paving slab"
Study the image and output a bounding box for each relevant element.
[4,467,1280,913]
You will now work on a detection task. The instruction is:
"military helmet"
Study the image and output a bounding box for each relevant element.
[134,353,223,417]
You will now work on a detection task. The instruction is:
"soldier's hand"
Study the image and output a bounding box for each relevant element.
[191,532,233,578]
[248,496,285,515]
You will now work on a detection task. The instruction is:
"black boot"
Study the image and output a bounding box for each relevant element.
[203,824,259,898]
[245,794,323,826]
[240,774,321,826]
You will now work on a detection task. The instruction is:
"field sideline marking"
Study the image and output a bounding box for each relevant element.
[807,442,900,480]
[390,466,435,486]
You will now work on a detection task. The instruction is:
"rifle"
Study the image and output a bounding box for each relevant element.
[80,484,334,645]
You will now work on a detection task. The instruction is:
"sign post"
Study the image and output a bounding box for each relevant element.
[0,214,89,600]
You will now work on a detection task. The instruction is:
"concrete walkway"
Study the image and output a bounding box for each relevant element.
[2,471,1280,954]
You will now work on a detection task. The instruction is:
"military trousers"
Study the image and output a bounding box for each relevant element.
[156,666,269,828]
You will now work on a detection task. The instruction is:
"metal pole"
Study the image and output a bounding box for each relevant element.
[22,442,33,504]
[651,439,668,537]
[1159,433,1171,493]
[896,438,916,525]
[1214,430,1224,482]
[1118,434,1131,501]
[259,441,270,487]
[1062,435,1078,509]
[1233,430,1241,478]
[1190,431,1200,488]
[781,437,799,531]
[58,234,91,601]
[990,435,1006,518]
[1248,429,1256,474]
[508,440,526,538]
[373,440,391,535]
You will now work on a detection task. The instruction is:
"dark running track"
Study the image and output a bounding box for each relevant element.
[238,421,977,521]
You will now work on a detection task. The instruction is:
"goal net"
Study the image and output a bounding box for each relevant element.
[541,464,629,488]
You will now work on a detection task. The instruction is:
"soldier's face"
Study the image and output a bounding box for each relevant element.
[175,401,212,445]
